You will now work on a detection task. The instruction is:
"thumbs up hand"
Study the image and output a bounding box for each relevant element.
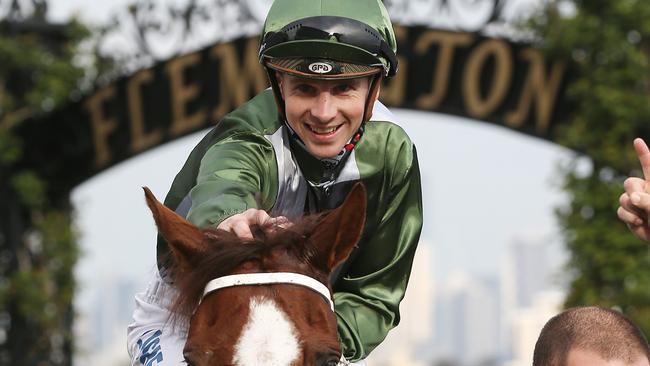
[618,138,650,242]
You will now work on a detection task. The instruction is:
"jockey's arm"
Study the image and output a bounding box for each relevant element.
[185,132,278,229]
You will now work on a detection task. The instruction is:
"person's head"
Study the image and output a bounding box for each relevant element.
[533,306,650,366]
[258,0,398,159]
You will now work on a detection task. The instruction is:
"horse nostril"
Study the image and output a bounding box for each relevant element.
[183,347,214,365]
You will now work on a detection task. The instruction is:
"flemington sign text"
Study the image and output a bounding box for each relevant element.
[15,25,569,194]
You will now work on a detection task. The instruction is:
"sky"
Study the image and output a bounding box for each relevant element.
[41,0,575,363]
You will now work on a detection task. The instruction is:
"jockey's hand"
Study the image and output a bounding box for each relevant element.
[618,138,650,243]
[217,208,290,240]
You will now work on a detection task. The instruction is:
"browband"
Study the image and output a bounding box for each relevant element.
[201,272,334,311]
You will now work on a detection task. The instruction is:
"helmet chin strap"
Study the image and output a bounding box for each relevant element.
[363,73,383,122]
[266,68,286,122]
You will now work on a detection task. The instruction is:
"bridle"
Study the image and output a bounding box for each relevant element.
[201,272,334,311]
[199,272,351,365]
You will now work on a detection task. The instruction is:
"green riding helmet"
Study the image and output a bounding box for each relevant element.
[258,0,398,80]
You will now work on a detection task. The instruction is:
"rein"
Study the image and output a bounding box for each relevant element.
[201,272,334,311]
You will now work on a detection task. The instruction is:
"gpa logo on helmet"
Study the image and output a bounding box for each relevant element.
[309,62,333,74]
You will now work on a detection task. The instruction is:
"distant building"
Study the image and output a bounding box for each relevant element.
[500,237,566,365]
[501,290,564,366]
[367,241,435,366]
[75,275,138,365]
[502,238,559,309]
[433,271,500,366]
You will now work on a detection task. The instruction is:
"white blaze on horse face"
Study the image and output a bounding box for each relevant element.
[233,297,301,366]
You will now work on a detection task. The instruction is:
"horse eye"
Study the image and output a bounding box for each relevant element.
[322,358,339,366]
[316,350,341,366]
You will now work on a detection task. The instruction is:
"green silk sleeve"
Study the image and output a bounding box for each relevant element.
[187,132,278,228]
[334,147,423,362]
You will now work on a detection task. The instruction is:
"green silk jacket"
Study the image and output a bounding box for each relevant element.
[158,89,423,361]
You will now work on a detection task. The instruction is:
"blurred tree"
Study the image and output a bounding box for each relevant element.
[0,0,114,364]
[526,1,650,333]
[90,0,259,76]
[0,1,261,363]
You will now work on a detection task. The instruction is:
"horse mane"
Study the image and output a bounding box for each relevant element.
[167,214,327,323]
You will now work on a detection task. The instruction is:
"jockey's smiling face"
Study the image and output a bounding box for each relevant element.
[276,73,370,159]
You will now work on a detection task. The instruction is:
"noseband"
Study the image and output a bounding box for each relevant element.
[201,272,334,311]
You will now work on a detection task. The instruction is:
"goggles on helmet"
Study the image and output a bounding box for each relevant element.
[259,15,398,77]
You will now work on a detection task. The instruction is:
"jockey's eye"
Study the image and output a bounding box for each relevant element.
[296,83,317,95]
[333,84,353,94]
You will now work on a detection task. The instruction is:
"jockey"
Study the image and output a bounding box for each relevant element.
[127,0,423,364]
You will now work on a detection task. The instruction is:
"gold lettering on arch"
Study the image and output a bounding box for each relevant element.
[85,85,118,169]
[381,26,408,106]
[462,39,512,119]
[127,69,163,153]
[415,31,474,110]
[167,52,207,137]
[211,39,268,121]
[505,48,566,135]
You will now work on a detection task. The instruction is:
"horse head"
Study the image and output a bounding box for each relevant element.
[144,183,367,366]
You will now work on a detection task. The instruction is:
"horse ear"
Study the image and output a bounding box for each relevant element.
[143,187,206,271]
[310,182,367,272]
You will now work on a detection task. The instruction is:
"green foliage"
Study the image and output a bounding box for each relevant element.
[9,209,79,326]
[528,0,650,334]
[557,163,650,331]
[10,171,45,208]
[0,3,114,363]
[0,128,20,164]
[0,20,90,128]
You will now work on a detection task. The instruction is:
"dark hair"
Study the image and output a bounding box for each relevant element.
[533,306,650,366]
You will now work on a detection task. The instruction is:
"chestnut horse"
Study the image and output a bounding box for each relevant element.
[144,183,367,366]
